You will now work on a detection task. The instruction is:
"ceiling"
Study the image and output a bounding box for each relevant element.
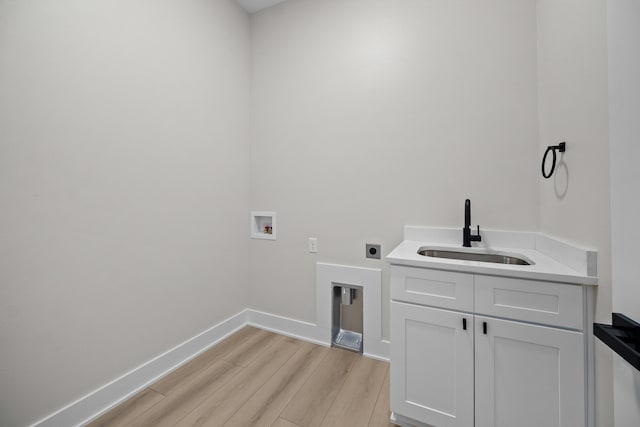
[236,0,287,13]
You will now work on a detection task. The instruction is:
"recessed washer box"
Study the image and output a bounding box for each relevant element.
[250,211,276,240]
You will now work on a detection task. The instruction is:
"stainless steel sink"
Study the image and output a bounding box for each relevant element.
[417,248,532,265]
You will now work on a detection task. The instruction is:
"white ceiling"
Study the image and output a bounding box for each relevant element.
[236,0,287,13]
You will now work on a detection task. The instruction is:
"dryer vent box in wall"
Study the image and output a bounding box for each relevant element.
[251,211,276,240]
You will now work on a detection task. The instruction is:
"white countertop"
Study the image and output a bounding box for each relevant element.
[386,227,598,285]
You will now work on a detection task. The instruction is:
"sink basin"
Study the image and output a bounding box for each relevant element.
[417,247,533,265]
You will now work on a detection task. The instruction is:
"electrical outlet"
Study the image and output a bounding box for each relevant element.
[308,238,318,253]
[366,243,381,259]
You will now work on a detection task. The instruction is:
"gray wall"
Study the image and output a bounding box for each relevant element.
[536,1,612,425]
[250,0,539,340]
[250,0,614,423]
[0,0,620,425]
[608,0,640,424]
[0,1,250,425]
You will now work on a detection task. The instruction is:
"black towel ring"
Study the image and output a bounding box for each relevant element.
[542,142,566,179]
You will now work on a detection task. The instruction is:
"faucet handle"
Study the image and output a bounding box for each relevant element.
[472,225,482,242]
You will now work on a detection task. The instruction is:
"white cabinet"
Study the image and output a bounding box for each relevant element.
[474,316,585,427]
[390,302,474,427]
[390,266,589,427]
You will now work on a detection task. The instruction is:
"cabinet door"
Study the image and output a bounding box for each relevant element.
[475,316,585,427]
[391,301,474,427]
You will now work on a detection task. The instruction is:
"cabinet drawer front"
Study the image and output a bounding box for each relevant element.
[391,266,473,312]
[475,276,583,329]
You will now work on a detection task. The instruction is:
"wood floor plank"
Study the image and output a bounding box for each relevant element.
[95,330,391,427]
[368,368,396,427]
[221,328,282,367]
[280,347,359,427]
[272,418,300,427]
[175,335,300,426]
[125,359,241,427]
[87,388,164,427]
[150,326,266,395]
[319,356,388,427]
[223,342,329,427]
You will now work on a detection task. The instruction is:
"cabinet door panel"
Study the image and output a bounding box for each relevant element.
[475,316,585,427]
[391,301,474,427]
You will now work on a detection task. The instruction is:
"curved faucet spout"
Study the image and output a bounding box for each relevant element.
[465,199,471,228]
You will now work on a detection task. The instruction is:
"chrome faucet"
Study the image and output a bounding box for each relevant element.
[463,199,482,247]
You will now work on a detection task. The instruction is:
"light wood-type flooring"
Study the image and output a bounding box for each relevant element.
[88,327,395,427]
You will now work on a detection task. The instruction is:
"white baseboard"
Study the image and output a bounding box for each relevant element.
[34,307,389,427]
[365,340,391,362]
[32,310,248,427]
[247,308,390,361]
[246,309,328,347]
[391,411,432,427]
